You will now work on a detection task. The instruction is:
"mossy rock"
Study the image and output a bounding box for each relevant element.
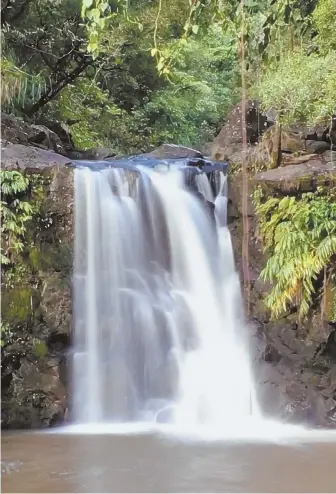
[254,159,336,194]
[1,286,35,326]
[40,272,71,335]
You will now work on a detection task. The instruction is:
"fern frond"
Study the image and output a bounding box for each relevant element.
[254,187,336,321]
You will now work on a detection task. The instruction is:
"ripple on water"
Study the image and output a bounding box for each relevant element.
[1,461,23,475]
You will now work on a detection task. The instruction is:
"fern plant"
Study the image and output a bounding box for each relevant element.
[253,187,336,321]
[1,171,33,265]
[1,56,46,115]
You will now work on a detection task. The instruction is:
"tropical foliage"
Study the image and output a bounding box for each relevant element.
[0,57,45,111]
[253,0,336,125]
[254,187,336,321]
[1,171,32,265]
[312,0,336,54]
[134,25,239,149]
[1,0,238,152]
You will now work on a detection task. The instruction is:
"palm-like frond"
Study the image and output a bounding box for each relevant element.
[254,186,336,321]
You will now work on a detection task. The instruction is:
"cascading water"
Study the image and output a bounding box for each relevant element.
[72,161,256,428]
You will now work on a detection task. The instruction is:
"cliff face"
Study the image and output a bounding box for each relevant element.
[222,104,336,428]
[1,109,335,429]
[1,115,74,428]
[228,170,336,428]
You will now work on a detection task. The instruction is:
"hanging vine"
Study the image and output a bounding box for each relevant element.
[239,0,251,316]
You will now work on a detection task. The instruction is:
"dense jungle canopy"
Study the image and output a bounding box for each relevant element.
[1,0,335,153]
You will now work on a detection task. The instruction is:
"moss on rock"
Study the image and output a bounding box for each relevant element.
[1,163,73,429]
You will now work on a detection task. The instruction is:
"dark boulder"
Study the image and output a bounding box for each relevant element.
[27,125,65,154]
[211,101,269,161]
[38,121,75,152]
[69,147,116,161]
[1,144,72,172]
[254,158,336,193]
[1,113,31,146]
[305,140,332,154]
[1,113,70,156]
[145,144,203,160]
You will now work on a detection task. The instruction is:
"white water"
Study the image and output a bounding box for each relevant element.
[73,164,256,428]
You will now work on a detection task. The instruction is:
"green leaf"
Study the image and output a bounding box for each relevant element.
[88,41,98,53]
[244,0,257,6]
[83,0,93,8]
[157,58,165,72]
[89,8,100,21]
[99,2,109,12]
[33,340,48,358]
[81,0,93,17]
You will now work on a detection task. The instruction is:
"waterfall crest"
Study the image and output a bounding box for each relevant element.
[73,163,255,426]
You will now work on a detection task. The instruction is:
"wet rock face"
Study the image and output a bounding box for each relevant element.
[144,144,203,160]
[1,113,69,155]
[1,157,73,429]
[252,319,336,427]
[228,170,336,428]
[1,357,67,429]
[210,101,270,161]
[2,144,72,172]
[254,157,336,194]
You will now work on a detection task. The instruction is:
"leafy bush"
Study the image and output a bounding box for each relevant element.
[313,0,336,54]
[254,0,336,127]
[1,171,33,265]
[255,50,336,126]
[136,25,239,149]
[254,187,336,321]
[47,78,123,150]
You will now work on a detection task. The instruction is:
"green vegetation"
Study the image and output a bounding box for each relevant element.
[1,0,238,152]
[134,25,239,149]
[312,0,336,54]
[1,171,33,265]
[247,0,336,322]
[253,0,336,124]
[2,0,334,147]
[254,187,336,321]
[256,50,336,126]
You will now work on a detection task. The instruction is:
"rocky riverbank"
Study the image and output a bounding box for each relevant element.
[218,102,336,428]
[1,114,74,428]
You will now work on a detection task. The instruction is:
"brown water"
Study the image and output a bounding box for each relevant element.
[2,430,336,493]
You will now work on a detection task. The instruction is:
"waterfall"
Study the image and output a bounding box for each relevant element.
[72,162,255,427]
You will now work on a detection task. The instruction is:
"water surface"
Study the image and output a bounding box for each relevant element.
[2,430,336,492]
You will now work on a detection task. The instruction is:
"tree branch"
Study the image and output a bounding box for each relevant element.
[22,57,93,117]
